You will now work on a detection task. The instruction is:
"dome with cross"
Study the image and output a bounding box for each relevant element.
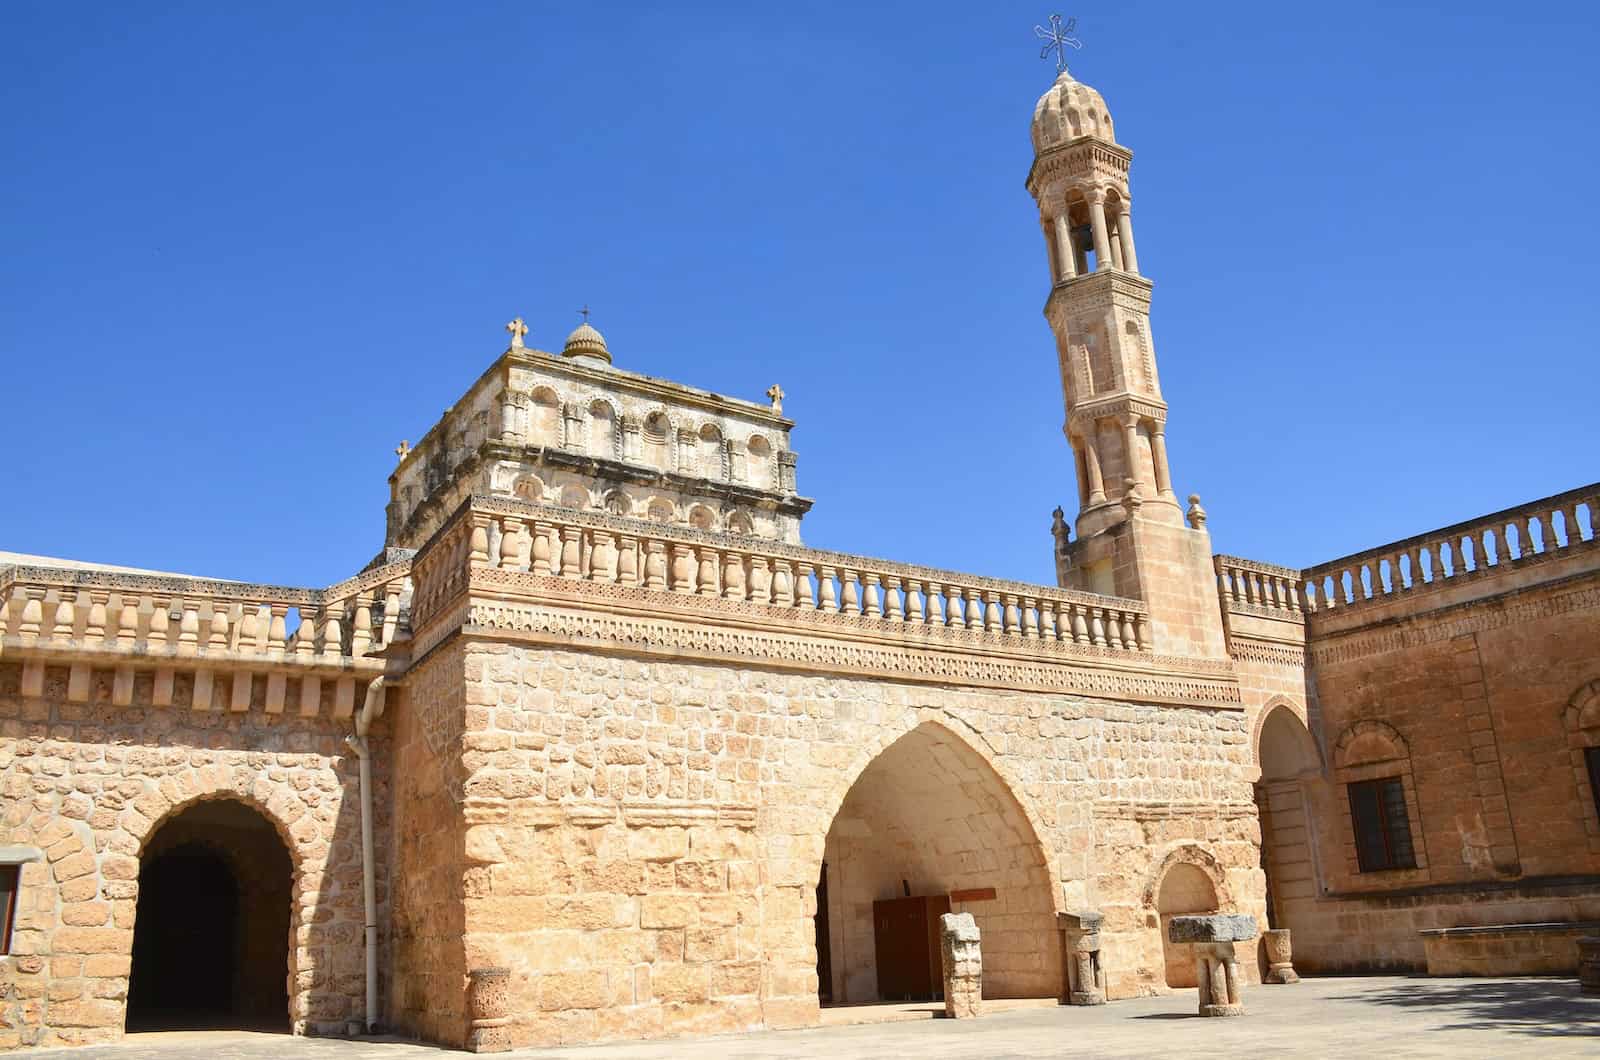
[562,320,611,366]
[1031,70,1116,154]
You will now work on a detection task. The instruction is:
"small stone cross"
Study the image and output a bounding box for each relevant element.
[505,317,528,349]
[394,440,411,460]
[766,383,785,415]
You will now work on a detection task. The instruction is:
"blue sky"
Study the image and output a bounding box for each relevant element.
[2,1,1596,588]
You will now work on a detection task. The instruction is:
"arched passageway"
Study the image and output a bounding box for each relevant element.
[1156,863,1218,988]
[127,800,293,1032]
[1255,706,1320,930]
[817,723,1060,1004]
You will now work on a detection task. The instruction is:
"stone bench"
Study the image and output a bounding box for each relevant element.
[1419,921,1600,977]
[1168,914,1258,1017]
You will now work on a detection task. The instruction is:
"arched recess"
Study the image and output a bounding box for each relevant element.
[1252,702,1320,930]
[1563,679,1600,850]
[587,399,617,458]
[529,387,561,444]
[1143,844,1229,990]
[816,721,1061,1005]
[128,797,295,1032]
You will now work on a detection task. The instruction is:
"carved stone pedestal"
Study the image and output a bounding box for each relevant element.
[1579,937,1600,996]
[1262,928,1300,984]
[1168,914,1257,1017]
[1058,910,1107,1005]
[466,967,512,1053]
[939,912,983,1019]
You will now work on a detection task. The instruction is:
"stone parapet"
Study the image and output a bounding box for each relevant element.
[403,496,1245,707]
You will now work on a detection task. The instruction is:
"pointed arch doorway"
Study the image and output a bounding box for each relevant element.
[127,799,293,1032]
[816,723,1061,1004]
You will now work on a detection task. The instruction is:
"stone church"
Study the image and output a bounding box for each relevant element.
[2,62,1597,1053]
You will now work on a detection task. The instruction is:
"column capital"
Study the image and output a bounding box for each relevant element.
[1086,185,1108,205]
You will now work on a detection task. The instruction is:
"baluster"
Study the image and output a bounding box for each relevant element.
[670,544,696,593]
[818,566,839,612]
[841,570,862,615]
[1287,579,1303,613]
[560,527,583,578]
[498,517,524,569]
[984,591,1002,633]
[85,590,109,643]
[697,548,720,597]
[1002,593,1020,635]
[268,604,289,654]
[1066,603,1086,644]
[721,551,747,601]
[590,532,618,582]
[1021,596,1039,638]
[1216,569,1232,604]
[468,515,491,566]
[862,573,883,618]
[1104,608,1124,649]
[796,562,817,608]
[947,588,966,629]
[618,535,639,586]
[884,577,903,621]
[147,597,170,649]
[1135,614,1151,650]
[769,559,791,606]
[206,601,229,650]
[49,589,77,641]
[1121,612,1137,650]
[322,602,345,656]
[18,587,43,640]
[905,579,924,622]
[177,599,201,653]
[1088,607,1107,647]
[1526,513,1542,554]
[117,594,141,647]
[532,521,554,575]
[1040,599,1058,640]
[644,540,668,591]
[351,594,374,654]
[924,581,943,625]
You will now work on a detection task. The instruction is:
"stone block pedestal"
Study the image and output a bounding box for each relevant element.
[466,967,512,1053]
[1168,914,1257,1017]
[1263,928,1300,984]
[1058,910,1107,1005]
[939,912,983,1019]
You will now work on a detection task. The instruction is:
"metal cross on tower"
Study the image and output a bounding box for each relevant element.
[578,305,591,323]
[1034,14,1083,75]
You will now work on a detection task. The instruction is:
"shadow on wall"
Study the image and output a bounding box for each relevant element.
[1327,977,1600,1039]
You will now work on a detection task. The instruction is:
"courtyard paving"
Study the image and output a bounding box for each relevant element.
[24,976,1600,1059]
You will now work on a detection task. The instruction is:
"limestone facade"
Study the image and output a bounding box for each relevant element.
[0,61,1596,1057]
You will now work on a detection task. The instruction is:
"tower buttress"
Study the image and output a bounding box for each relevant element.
[1027,69,1226,659]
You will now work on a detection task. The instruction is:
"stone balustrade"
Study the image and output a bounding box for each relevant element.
[1213,556,1304,621]
[0,561,410,708]
[1301,483,1598,613]
[423,496,1155,654]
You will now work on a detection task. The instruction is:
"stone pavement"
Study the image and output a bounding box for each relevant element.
[23,977,1600,1060]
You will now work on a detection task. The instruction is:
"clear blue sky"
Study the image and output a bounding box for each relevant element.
[3,2,1596,588]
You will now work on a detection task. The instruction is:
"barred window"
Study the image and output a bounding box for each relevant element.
[1348,777,1417,872]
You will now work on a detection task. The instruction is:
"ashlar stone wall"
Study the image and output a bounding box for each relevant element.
[445,640,1265,1048]
[0,661,384,1050]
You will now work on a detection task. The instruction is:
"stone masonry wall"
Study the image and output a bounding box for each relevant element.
[449,641,1265,1047]
[1274,576,1600,972]
[0,661,385,1050]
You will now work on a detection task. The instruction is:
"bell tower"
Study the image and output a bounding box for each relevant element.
[1027,67,1226,659]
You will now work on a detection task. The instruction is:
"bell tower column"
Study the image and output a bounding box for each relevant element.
[1027,69,1226,659]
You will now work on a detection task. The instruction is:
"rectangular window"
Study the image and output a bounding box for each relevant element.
[0,864,18,955]
[1586,747,1600,821]
[1348,776,1417,872]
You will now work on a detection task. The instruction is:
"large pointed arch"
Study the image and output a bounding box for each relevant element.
[813,715,1063,1004]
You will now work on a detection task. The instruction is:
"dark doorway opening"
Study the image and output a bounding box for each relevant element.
[127,800,292,1032]
[815,862,832,1003]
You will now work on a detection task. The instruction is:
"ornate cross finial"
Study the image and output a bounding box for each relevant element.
[394,440,411,460]
[578,305,591,323]
[505,317,528,349]
[765,383,785,415]
[1034,14,1083,75]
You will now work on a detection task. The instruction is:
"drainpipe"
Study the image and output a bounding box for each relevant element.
[345,675,387,1035]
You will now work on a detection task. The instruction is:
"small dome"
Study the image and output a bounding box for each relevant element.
[1031,71,1116,154]
[561,321,611,365]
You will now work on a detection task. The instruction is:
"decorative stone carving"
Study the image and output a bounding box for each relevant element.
[466,966,512,1052]
[1579,937,1600,996]
[939,912,983,1018]
[1167,914,1256,1017]
[1057,910,1106,1005]
[1262,927,1299,984]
